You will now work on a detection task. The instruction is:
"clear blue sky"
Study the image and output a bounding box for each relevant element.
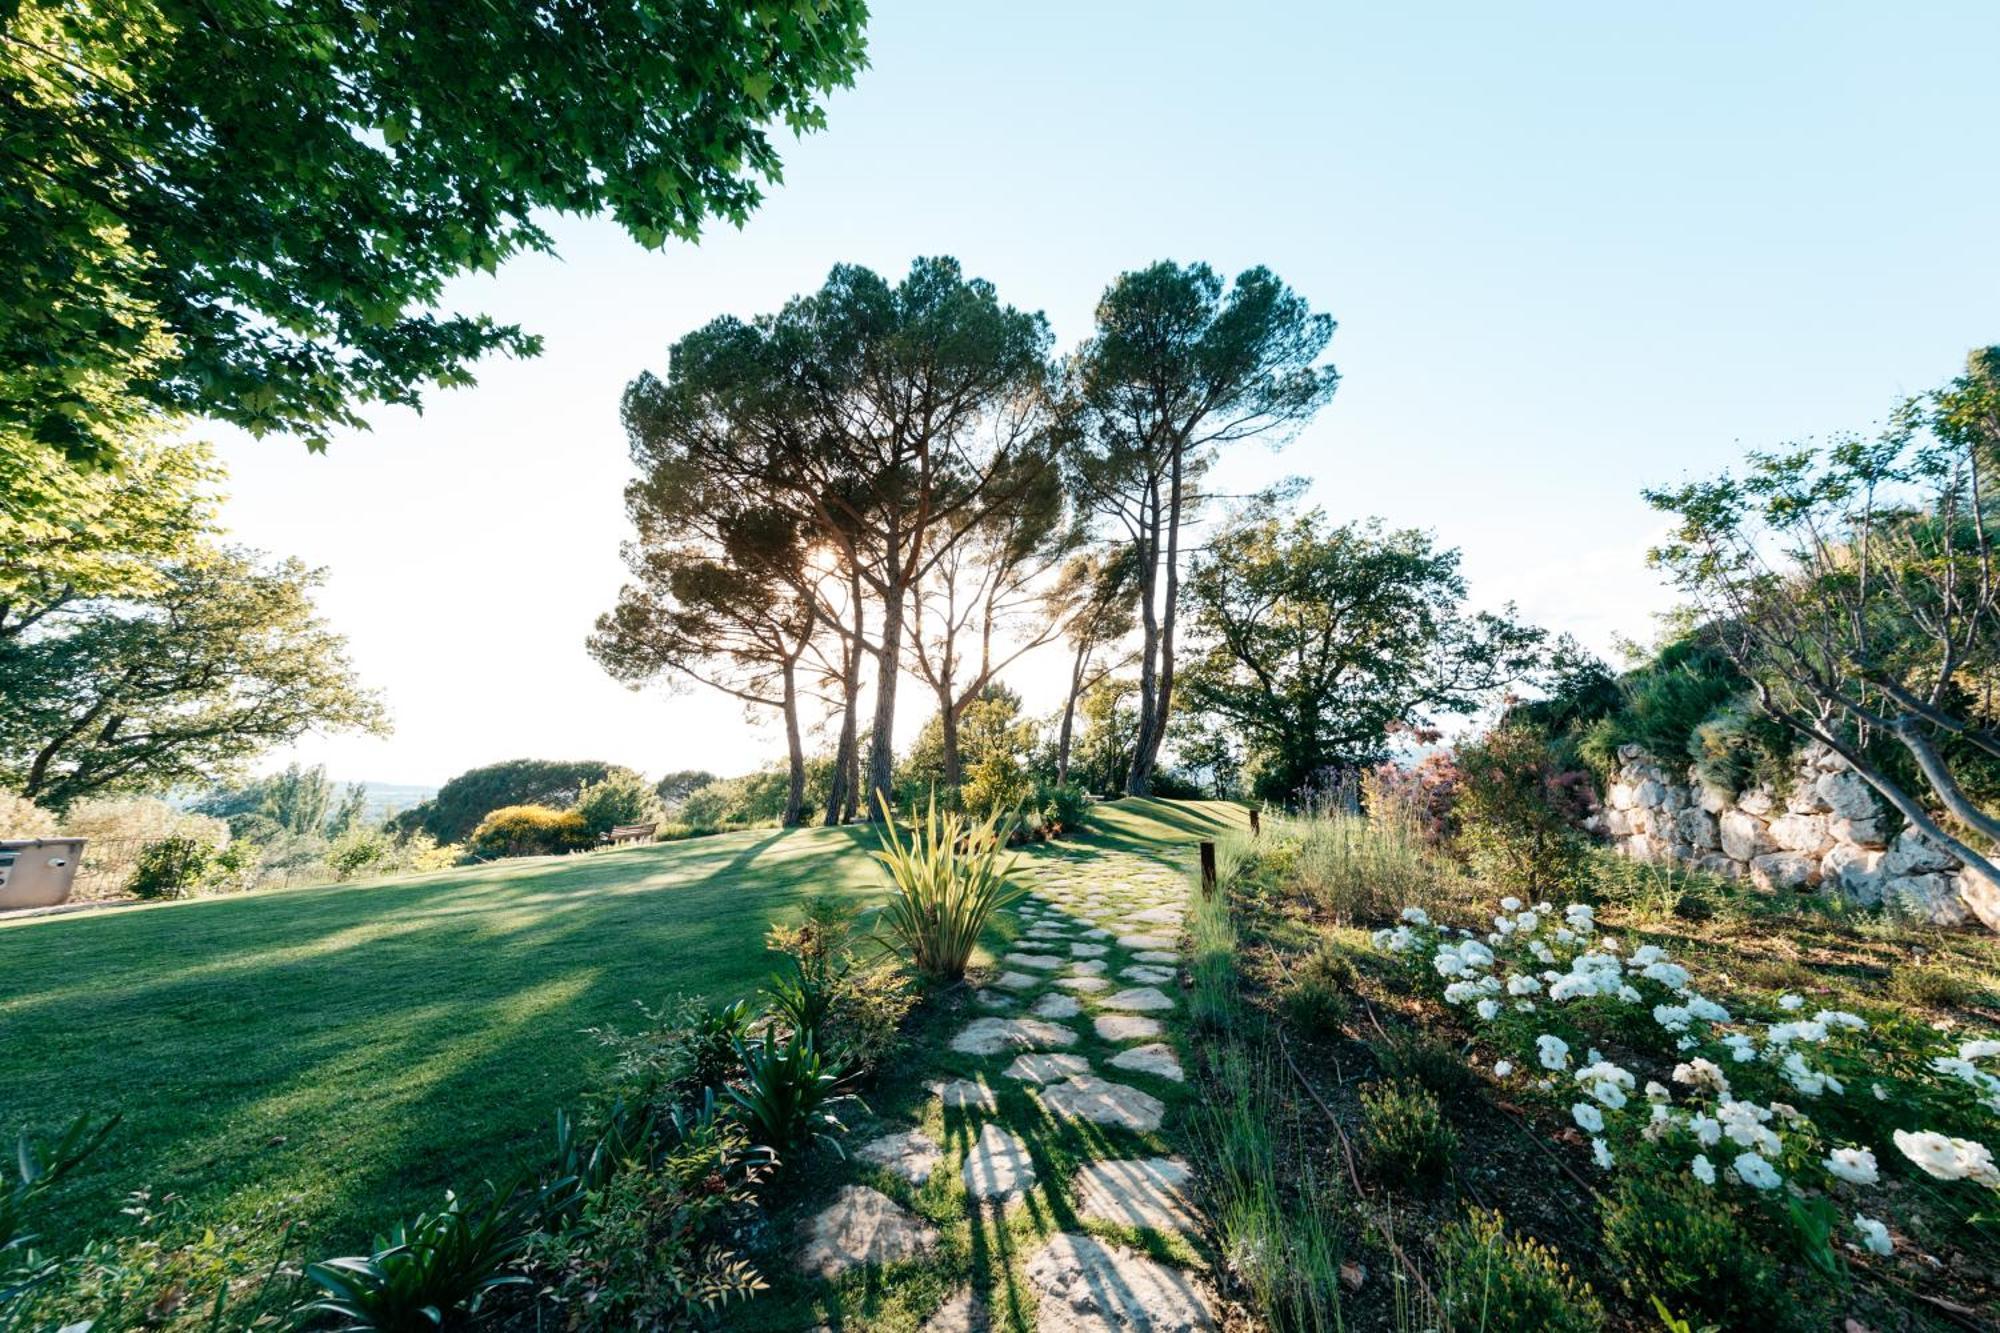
[213,1,2000,787]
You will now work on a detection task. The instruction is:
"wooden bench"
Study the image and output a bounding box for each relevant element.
[602,823,657,847]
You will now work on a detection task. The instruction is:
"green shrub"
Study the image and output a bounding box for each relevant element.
[762,900,915,1080]
[328,827,393,880]
[1599,1174,1791,1331]
[590,997,754,1105]
[574,769,665,837]
[1434,1207,1605,1333]
[1282,941,1355,1036]
[300,1185,536,1331]
[1034,780,1090,836]
[871,794,1025,983]
[1359,1080,1455,1187]
[1370,1029,1474,1100]
[125,835,214,899]
[1454,724,1594,898]
[469,804,590,858]
[534,1106,770,1330]
[1573,640,1750,777]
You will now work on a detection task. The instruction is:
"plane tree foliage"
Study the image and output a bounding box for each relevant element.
[2,0,870,464]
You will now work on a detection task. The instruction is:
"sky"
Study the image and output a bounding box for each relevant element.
[209,1,2000,789]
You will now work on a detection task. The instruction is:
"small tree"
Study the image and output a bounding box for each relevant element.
[575,770,666,837]
[1646,349,2000,930]
[1180,507,1544,804]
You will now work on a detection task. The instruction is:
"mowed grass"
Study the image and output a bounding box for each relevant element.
[0,798,1246,1261]
[0,822,885,1251]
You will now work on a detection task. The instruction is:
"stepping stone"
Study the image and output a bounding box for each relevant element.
[993,971,1041,991]
[1132,950,1178,964]
[1102,986,1175,1012]
[1117,933,1175,950]
[1108,1043,1184,1082]
[799,1185,937,1278]
[1126,906,1185,925]
[1004,1052,1093,1084]
[1024,1232,1217,1331]
[1005,953,1066,970]
[951,1017,1078,1055]
[923,1286,990,1332]
[1070,943,1110,958]
[857,1130,944,1184]
[1094,1013,1164,1043]
[964,1122,1036,1202]
[1031,992,1083,1019]
[1073,1157,1199,1233]
[929,1078,999,1112]
[1082,928,1114,940]
[1121,965,1176,985]
[1070,959,1108,976]
[1055,975,1109,993]
[975,989,1016,1009]
[1042,1075,1166,1132]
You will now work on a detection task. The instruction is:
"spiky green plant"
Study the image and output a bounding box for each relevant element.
[870,793,1025,983]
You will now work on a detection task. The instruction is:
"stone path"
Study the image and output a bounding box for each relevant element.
[795,843,1221,1329]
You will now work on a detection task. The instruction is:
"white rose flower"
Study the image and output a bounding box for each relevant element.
[1476,998,1500,1021]
[1778,993,1805,1011]
[1824,1146,1878,1185]
[1500,896,1522,912]
[1572,1102,1604,1133]
[1592,1138,1614,1170]
[1536,1034,1571,1071]
[1400,906,1430,925]
[1493,1060,1514,1077]
[1690,1153,1716,1185]
[1733,1152,1782,1190]
[1853,1214,1892,1257]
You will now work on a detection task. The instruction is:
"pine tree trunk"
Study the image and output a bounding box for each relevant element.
[1056,642,1087,787]
[781,663,806,827]
[865,582,905,819]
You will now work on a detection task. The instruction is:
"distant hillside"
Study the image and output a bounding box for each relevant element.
[348,782,437,824]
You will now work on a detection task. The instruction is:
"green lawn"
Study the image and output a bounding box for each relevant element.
[0,798,1242,1258]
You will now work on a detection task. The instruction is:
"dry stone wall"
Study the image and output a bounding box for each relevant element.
[1586,741,1982,926]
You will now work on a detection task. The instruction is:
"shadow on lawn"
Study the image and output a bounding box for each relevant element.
[0,823,886,1249]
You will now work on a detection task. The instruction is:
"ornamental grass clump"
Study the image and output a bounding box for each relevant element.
[870,793,1025,984]
[1360,1079,1456,1187]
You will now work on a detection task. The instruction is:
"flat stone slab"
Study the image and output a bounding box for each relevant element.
[1101,986,1175,1013]
[857,1130,944,1184]
[1031,992,1083,1019]
[1070,943,1110,958]
[952,1016,1078,1055]
[1117,933,1176,950]
[1121,965,1176,985]
[1024,1232,1217,1331]
[799,1184,937,1278]
[1082,928,1114,940]
[1054,975,1110,993]
[1070,959,1108,976]
[1095,1014,1164,1042]
[1125,906,1185,925]
[974,989,1016,1009]
[1005,1051,1093,1084]
[1132,950,1179,964]
[1004,953,1066,970]
[1108,1043,1184,1082]
[930,1078,999,1112]
[1074,1157,1198,1233]
[964,1122,1036,1202]
[1042,1075,1166,1132]
[993,971,1042,992]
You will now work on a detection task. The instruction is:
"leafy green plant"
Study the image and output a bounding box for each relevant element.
[300,1185,537,1331]
[1599,1174,1793,1331]
[762,900,915,1080]
[126,834,215,899]
[724,1031,845,1159]
[588,997,752,1105]
[1,1112,119,1319]
[1359,1080,1456,1187]
[1369,1028,1475,1099]
[1434,1207,1605,1332]
[870,793,1025,983]
[534,1099,772,1331]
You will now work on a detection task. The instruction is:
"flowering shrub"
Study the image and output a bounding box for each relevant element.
[1372,895,2000,1270]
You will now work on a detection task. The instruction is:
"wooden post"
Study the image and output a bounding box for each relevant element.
[1248,808,1261,837]
[1200,840,1217,897]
